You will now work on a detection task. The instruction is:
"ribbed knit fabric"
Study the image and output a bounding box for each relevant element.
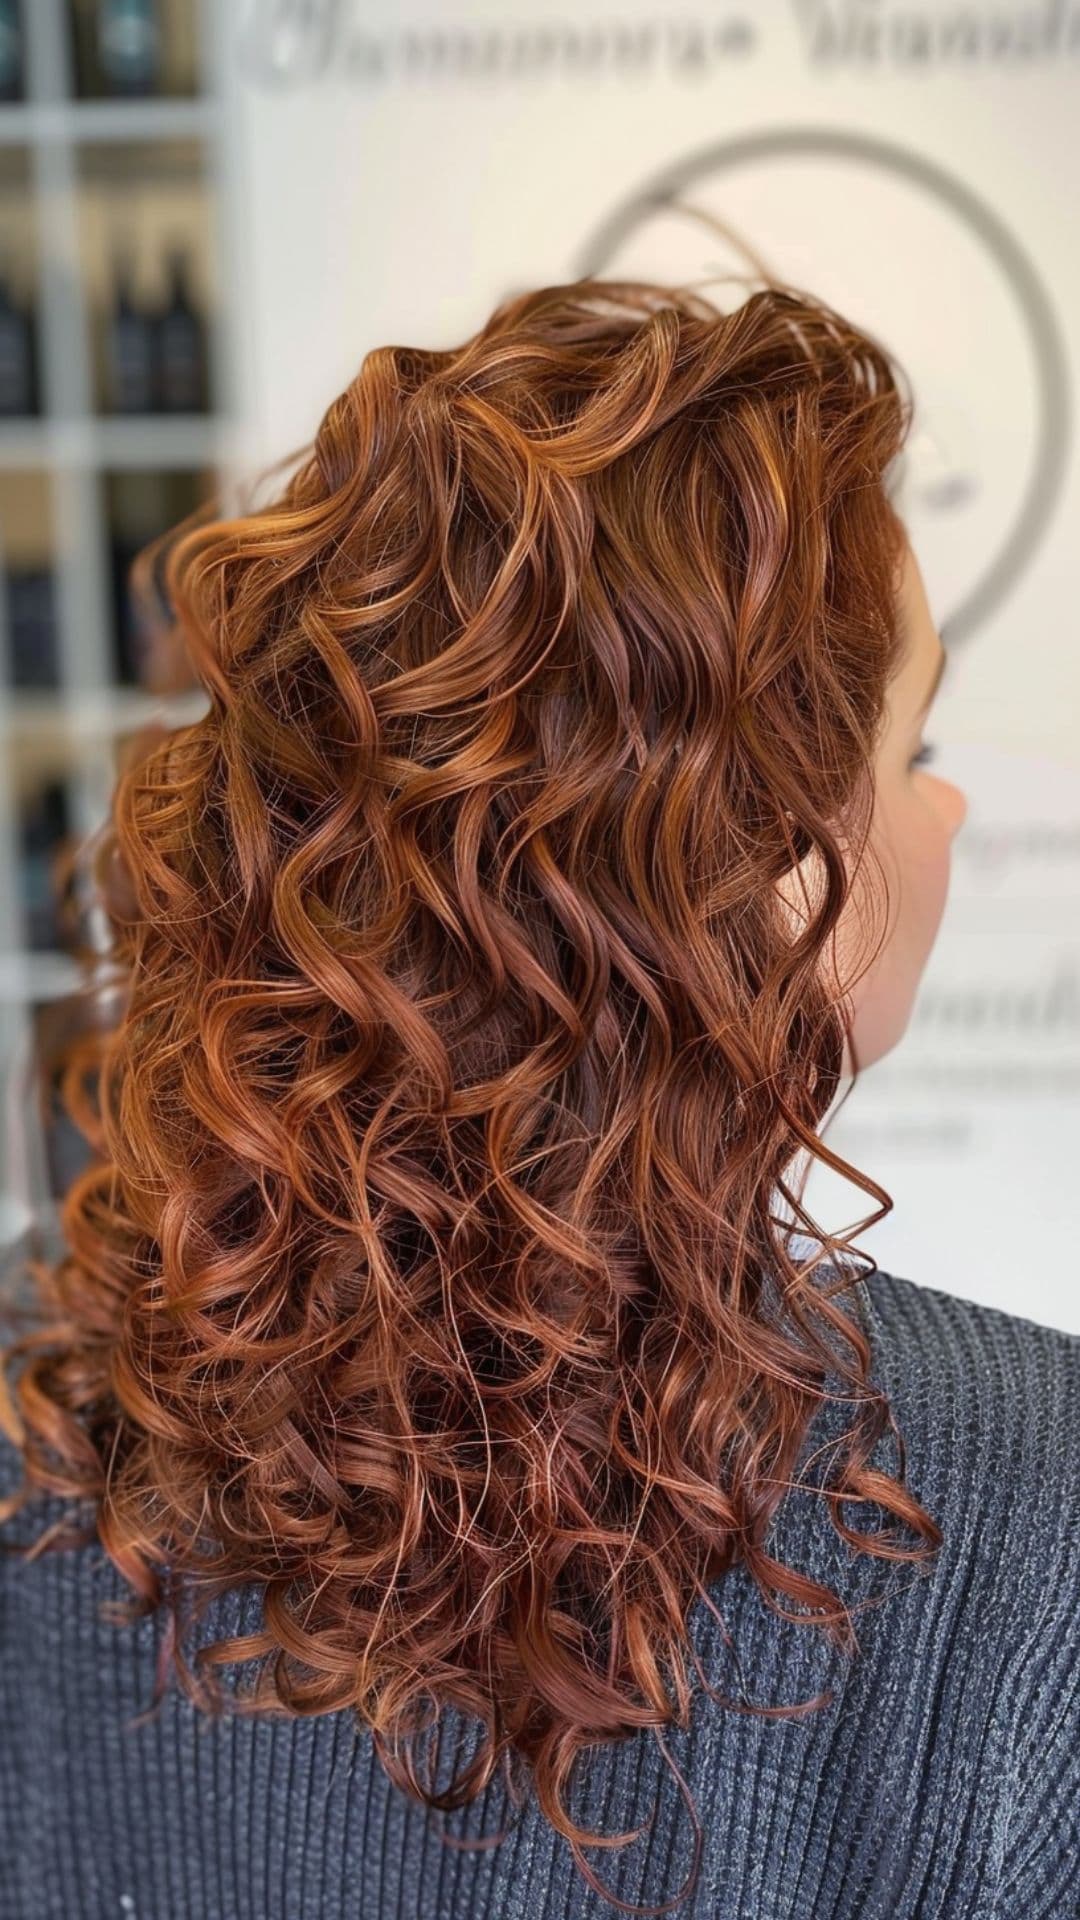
[2,1260,1079,1919]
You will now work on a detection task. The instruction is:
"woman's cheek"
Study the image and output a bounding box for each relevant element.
[775,779,955,1074]
[900,780,954,959]
[872,787,952,1037]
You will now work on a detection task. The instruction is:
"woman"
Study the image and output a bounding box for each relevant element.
[0,275,1076,1919]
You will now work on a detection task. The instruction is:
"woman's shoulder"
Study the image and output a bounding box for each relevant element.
[859,1262,1080,1439]
[789,1239,1080,1484]
[850,1264,1080,1599]
[772,1252,1080,1616]
[856,1268,1080,1909]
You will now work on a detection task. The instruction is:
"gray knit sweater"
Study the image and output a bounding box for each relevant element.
[2,1261,1079,1919]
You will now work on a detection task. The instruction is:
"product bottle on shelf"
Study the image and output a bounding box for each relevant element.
[108,468,205,693]
[103,244,155,413]
[0,0,24,104]
[156,244,208,413]
[108,511,144,686]
[6,566,60,688]
[95,0,163,97]
[0,245,37,416]
[18,780,71,953]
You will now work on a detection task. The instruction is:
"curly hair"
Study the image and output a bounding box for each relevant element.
[0,273,941,1914]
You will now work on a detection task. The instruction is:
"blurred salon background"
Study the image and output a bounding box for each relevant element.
[0,0,1077,1327]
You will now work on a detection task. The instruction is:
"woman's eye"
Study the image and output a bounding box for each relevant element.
[909,740,937,769]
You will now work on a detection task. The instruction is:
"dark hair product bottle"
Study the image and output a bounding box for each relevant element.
[18,779,71,952]
[95,0,162,98]
[0,0,24,103]
[6,567,60,689]
[156,244,208,413]
[103,244,156,414]
[0,245,36,416]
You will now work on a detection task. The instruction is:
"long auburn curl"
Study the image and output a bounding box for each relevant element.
[0,274,942,1914]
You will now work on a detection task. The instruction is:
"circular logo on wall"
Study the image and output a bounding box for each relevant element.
[574,126,1071,647]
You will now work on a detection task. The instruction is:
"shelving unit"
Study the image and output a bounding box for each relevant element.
[0,0,240,1240]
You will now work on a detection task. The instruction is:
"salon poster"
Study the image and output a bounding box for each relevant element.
[214,0,1080,1329]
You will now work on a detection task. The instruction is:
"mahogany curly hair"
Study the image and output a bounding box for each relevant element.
[0,273,941,1914]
